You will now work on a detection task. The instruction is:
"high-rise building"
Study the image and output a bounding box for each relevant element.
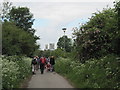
[45,44,48,50]
[49,43,54,50]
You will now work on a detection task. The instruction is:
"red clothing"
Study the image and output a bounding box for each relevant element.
[47,64,51,68]
[40,57,46,64]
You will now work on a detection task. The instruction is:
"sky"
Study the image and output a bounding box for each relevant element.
[1,0,115,50]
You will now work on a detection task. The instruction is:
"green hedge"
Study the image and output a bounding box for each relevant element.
[1,56,32,89]
[55,55,120,88]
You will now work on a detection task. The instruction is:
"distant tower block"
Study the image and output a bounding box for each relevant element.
[49,43,55,50]
[45,44,48,50]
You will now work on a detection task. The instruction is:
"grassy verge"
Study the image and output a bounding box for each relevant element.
[55,55,120,88]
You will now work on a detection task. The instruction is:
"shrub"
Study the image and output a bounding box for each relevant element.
[1,56,31,89]
[55,54,120,89]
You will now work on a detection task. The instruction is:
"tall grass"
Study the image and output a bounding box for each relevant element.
[55,55,120,88]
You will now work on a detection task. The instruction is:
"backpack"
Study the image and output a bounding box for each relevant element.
[40,57,46,64]
[32,59,37,65]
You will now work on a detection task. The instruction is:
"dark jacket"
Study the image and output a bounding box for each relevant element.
[50,57,55,65]
[31,59,37,65]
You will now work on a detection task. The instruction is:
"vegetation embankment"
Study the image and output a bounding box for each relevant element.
[55,1,120,89]
[1,56,32,89]
[55,55,120,88]
[1,2,39,89]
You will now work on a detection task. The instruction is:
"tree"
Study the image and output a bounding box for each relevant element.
[114,1,120,28]
[9,7,35,33]
[114,1,120,55]
[1,2,40,57]
[51,48,64,58]
[73,3,120,63]
[1,1,12,21]
[57,36,72,52]
[2,21,39,56]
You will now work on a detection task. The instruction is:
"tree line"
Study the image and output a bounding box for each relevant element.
[1,2,40,57]
[1,1,120,60]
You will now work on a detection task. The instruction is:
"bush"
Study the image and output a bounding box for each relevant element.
[1,56,31,89]
[73,5,120,62]
[55,57,72,75]
[55,54,120,88]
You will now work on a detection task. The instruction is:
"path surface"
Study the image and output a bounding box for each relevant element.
[27,70,73,88]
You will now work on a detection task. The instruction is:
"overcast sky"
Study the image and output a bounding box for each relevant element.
[1,0,115,50]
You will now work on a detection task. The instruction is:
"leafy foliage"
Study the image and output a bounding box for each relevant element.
[2,21,39,56]
[114,1,120,28]
[55,55,120,88]
[57,35,72,52]
[73,4,120,63]
[9,7,35,33]
[1,1,12,21]
[50,48,65,58]
[1,56,31,89]
[1,2,40,57]
[35,48,65,58]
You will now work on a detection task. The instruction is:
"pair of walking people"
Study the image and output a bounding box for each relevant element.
[31,56,55,74]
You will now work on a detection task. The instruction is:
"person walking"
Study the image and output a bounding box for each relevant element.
[36,56,40,70]
[39,56,46,74]
[31,57,37,74]
[50,56,55,72]
[46,61,51,72]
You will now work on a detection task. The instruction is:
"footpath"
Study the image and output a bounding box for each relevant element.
[27,70,73,88]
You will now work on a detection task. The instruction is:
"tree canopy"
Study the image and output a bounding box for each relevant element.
[2,2,40,57]
[57,35,72,52]
[73,2,120,63]
[9,7,35,33]
[2,21,39,56]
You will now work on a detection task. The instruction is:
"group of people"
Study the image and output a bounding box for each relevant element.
[31,56,55,74]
